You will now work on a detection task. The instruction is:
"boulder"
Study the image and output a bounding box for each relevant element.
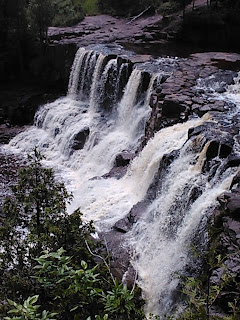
[162,94,189,118]
[114,151,135,167]
[71,127,90,151]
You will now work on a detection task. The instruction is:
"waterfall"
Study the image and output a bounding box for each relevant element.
[68,47,86,97]
[8,48,154,191]
[89,53,105,111]
[5,47,240,317]
[128,137,239,315]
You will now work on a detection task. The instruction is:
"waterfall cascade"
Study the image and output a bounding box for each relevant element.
[5,47,240,317]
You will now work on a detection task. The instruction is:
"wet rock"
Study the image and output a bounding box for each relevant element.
[162,94,189,118]
[227,155,240,168]
[209,176,240,315]
[102,166,128,180]
[113,201,148,233]
[71,127,90,151]
[224,193,240,220]
[100,230,131,283]
[206,141,232,160]
[191,97,205,105]
[0,125,26,144]
[114,151,135,167]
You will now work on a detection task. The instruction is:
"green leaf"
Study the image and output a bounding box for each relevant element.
[81,260,88,270]
[70,305,79,312]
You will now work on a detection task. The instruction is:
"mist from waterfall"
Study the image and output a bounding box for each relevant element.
[5,47,240,317]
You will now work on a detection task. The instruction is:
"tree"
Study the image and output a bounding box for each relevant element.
[27,0,54,43]
[0,149,144,319]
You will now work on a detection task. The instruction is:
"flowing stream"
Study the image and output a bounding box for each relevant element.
[4,48,240,316]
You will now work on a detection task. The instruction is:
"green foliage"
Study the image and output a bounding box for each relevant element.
[156,1,180,15]
[101,281,143,319]
[27,0,55,41]
[4,295,57,320]
[97,0,190,16]
[32,247,100,318]
[177,248,240,320]
[1,148,73,257]
[27,0,85,36]
[52,0,85,27]
[0,149,144,320]
[81,0,99,15]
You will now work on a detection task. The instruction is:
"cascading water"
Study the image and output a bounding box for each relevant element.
[128,135,239,315]
[4,47,240,317]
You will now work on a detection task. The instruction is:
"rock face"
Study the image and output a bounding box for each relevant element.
[209,175,240,315]
[0,43,78,129]
[143,52,239,147]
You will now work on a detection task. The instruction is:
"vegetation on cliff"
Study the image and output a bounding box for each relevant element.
[0,149,144,319]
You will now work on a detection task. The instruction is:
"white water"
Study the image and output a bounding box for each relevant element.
[68,47,86,97]
[128,139,239,315]
[5,48,240,316]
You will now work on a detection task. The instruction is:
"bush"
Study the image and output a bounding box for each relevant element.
[52,0,85,26]
[0,149,144,320]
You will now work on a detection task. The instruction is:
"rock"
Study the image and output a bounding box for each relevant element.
[113,201,148,233]
[191,97,205,105]
[114,151,135,167]
[162,94,189,118]
[225,193,240,220]
[102,166,128,180]
[0,125,26,144]
[71,127,90,151]
[223,217,240,237]
[226,155,240,168]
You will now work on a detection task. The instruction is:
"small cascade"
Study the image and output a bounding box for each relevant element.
[8,48,154,178]
[68,47,86,97]
[118,69,142,127]
[98,58,118,109]
[122,119,202,200]
[114,62,131,102]
[68,119,203,228]
[79,50,98,98]
[89,53,106,111]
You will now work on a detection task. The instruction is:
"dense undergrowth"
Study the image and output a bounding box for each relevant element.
[1,150,239,319]
[0,149,144,319]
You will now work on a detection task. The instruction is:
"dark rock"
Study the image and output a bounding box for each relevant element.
[71,127,90,151]
[114,151,135,167]
[206,141,232,160]
[215,87,226,93]
[160,74,169,84]
[0,125,26,144]
[227,155,240,168]
[162,94,189,118]
[191,97,205,105]
[102,166,128,180]
[113,201,148,233]
[100,230,131,283]
[225,193,240,220]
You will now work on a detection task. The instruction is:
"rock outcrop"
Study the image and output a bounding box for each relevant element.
[208,174,240,315]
